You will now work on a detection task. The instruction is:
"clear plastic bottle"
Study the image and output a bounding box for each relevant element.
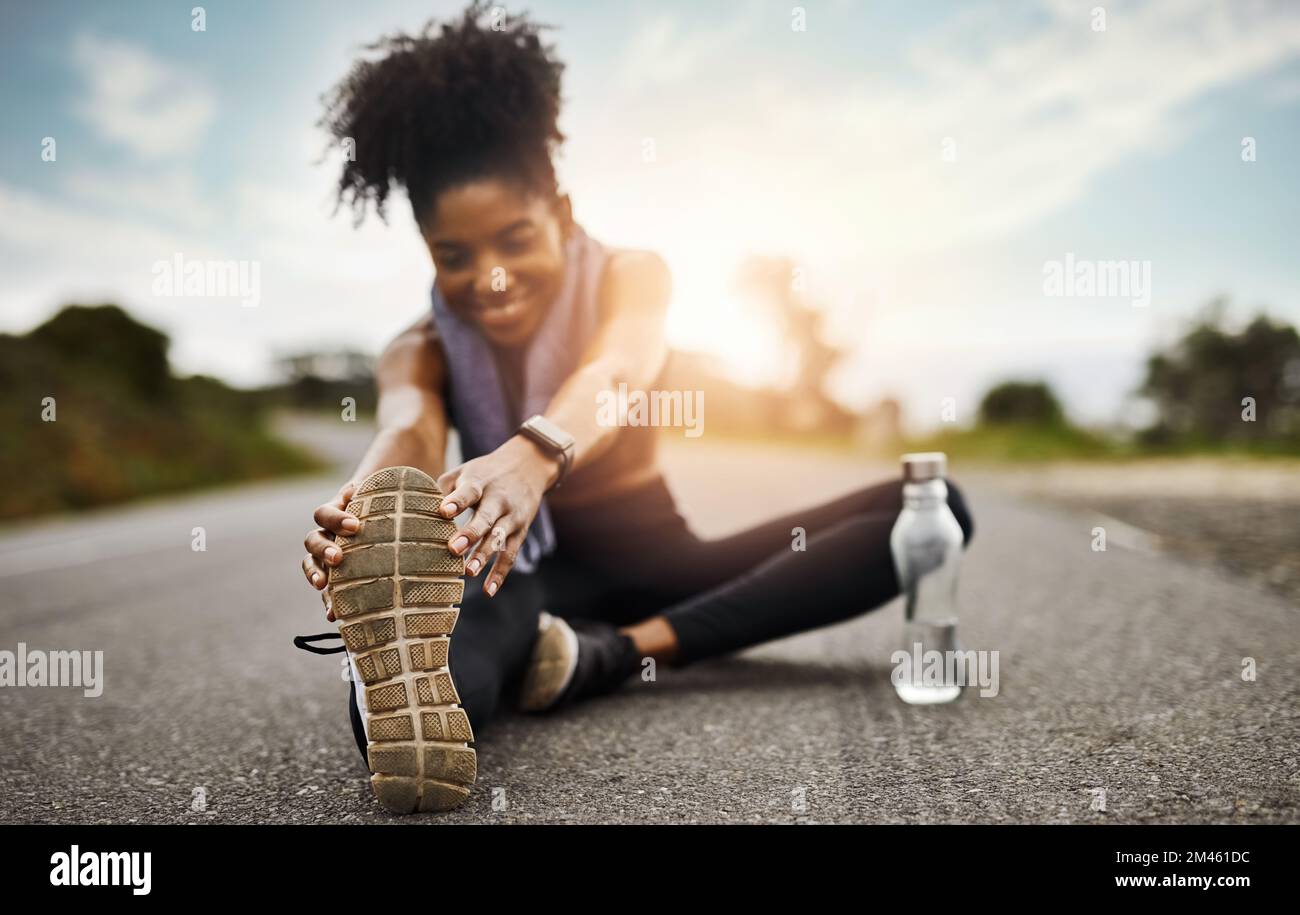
[890,452,964,704]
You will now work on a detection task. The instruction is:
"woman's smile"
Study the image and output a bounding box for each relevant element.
[473,293,534,330]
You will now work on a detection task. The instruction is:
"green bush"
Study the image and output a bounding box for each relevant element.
[0,304,322,519]
[977,381,1065,427]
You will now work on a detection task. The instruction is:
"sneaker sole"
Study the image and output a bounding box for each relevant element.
[330,466,475,813]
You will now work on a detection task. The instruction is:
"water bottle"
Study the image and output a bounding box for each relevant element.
[890,452,964,704]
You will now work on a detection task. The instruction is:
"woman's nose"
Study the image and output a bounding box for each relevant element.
[472,260,509,299]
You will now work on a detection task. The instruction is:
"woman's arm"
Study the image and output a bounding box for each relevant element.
[301,315,450,613]
[436,250,672,596]
[352,314,450,482]
[536,249,672,472]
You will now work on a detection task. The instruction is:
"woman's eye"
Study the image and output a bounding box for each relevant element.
[500,236,533,256]
[439,252,469,270]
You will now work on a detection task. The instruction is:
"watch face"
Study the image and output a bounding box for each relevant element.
[528,415,573,449]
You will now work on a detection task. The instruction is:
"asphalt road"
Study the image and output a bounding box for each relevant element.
[1,424,1297,824]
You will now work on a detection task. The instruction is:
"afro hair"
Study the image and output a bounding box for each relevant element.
[320,1,565,227]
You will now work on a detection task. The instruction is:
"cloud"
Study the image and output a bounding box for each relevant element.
[0,165,433,387]
[62,169,219,230]
[7,0,1298,422]
[70,33,215,159]
[616,2,762,90]
[566,0,1300,422]
[588,0,1300,265]
[862,0,1300,246]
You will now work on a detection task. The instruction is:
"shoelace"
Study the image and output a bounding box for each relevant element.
[293,632,347,655]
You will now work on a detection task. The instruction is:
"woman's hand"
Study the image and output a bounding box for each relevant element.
[437,435,560,597]
[301,480,361,621]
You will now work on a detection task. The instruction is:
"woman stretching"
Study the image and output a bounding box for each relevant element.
[296,3,974,814]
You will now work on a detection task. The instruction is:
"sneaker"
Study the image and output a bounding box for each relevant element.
[519,614,641,712]
[518,612,580,711]
[302,466,476,814]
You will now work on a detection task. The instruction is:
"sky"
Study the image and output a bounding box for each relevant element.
[1,0,1299,431]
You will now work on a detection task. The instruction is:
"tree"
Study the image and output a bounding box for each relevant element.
[1138,303,1300,445]
[29,304,171,400]
[734,255,852,433]
[978,381,1065,427]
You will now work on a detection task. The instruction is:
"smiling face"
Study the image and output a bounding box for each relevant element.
[422,178,572,347]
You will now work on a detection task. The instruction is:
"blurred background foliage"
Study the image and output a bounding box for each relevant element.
[0,304,322,519]
[905,303,1300,462]
[4,289,1297,519]
[1138,301,1300,448]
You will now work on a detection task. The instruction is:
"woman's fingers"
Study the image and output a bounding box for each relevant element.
[484,526,528,597]
[301,481,358,609]
[465,517,504,574]
[304,528,344,568]
[301,553,328,590]
[464,542,487,577]
[314,482,361,535]
[435,466,459,496]
[449,498,506,557]
[466,519,511,578]
[439,474,484,518]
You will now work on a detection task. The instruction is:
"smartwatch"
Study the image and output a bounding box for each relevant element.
[516,414,576,490]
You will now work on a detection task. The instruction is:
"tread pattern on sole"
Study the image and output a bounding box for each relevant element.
[330,466,474,814]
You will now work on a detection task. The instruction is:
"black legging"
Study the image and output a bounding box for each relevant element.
[349,473,974,746]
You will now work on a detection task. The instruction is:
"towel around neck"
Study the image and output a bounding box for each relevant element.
[429,223,608,573]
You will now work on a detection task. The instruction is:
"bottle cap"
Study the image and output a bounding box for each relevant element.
[901,451,947,482]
